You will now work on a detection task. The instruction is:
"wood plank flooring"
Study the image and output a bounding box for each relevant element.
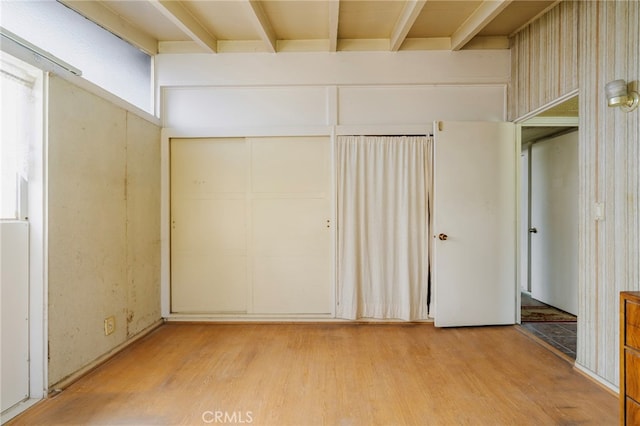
[8,323,617,425]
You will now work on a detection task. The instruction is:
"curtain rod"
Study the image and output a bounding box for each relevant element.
[356,134,434,137]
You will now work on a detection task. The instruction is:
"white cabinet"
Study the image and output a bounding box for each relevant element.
[1,221,30,412]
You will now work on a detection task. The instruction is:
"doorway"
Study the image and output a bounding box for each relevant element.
[519,96,579,359]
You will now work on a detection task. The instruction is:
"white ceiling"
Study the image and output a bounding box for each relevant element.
[60,0,559,55]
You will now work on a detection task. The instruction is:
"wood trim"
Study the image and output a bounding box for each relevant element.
[573,363,619,399]
[622,292,627,425]
[245,0,277,53]
[390,0,427,51]
[621,292,640,425]
[451,0,513,51]
[328,0,339,52]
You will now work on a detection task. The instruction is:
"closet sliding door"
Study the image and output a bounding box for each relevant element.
[250,137,332,314]
[170,138,249,313]
[170,136,332,315]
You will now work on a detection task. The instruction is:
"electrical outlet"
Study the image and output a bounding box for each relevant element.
[104,316,115,336]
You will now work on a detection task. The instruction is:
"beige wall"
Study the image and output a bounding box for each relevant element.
[47,76,161,387]
[510,0,640,387]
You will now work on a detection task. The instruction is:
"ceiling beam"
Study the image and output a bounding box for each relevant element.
[450,0,513,51]
[148,0,217,53]
[60,0,158,55]
[245,0,277,53]
[390,0,427,51]
[328,0,340,52]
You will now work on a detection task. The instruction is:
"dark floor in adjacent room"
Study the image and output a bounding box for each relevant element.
[521,321,577,359]
[521,292,577,360]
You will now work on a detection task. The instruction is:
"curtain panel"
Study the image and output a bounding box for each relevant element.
[336,135,432,321]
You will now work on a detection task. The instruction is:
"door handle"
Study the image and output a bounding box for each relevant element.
[438,233,448,241]
[529,227,538,233]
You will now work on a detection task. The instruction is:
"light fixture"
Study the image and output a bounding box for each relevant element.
[605,79,639,112]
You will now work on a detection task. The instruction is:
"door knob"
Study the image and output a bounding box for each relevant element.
[438,233,448,241]
[529,227,538,233]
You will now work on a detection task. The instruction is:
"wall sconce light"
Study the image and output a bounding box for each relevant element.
[605,79,639,112]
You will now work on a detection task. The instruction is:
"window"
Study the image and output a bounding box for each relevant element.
[0,0,152,113]
[0,54,41,219]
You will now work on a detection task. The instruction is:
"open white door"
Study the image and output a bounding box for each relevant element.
[433,121,517,327]
[530,131,578,315]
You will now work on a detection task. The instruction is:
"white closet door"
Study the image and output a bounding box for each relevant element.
[170,138,248,313]
[170,136,332,315]
[249,137,332,314]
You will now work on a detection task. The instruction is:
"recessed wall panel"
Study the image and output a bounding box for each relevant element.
[164,87,328,129]
[338,85,505,125]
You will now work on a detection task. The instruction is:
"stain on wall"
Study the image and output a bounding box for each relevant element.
[47,76,160,387]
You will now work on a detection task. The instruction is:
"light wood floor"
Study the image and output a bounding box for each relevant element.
[8,323,617,426]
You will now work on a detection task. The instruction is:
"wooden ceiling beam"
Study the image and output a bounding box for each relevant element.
[148,0,217,53]
[328,0,340,52]
[390,0,427,52]
[245,0,277,53]
[450,0,513,51]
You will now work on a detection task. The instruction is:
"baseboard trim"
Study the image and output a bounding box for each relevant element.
[515,325,619,398]
[1,398,41,424]
[48,319,164,393]
[165,315,434,323]
[573,362,619,398]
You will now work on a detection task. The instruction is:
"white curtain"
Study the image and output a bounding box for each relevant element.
[336,135,432,321]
